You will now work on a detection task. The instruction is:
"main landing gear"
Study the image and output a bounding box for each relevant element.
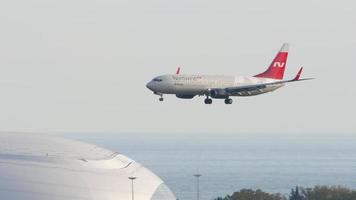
[224,98,233,104]
[204,97,233,104]
[204,98,212,104]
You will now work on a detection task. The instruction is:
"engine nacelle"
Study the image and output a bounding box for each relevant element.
[210,89,229,99]
[176,94,195,99]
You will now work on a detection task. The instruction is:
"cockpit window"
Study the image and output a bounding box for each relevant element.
[153,78,163,82]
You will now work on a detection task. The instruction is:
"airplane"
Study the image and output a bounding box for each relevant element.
[146,43,313,104]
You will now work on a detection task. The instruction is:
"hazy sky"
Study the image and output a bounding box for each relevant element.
[0,0,355,134]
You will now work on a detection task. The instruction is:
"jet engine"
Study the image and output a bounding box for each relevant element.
[210,89,229,99]
[176,94,195,99]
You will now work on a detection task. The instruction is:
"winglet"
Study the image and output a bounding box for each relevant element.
[293,67,303,81]
[176,67,181,75]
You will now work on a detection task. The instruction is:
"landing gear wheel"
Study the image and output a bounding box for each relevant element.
[204,98,212,104]
[224,98,233,104]
[159,97,164,101]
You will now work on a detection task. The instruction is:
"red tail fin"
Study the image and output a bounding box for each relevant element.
[254,43,289,80]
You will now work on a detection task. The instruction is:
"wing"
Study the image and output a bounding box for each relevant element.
[226,67,313,95]
[225,77,312,95]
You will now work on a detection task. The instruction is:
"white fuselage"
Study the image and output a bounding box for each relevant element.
[146,74,284,97]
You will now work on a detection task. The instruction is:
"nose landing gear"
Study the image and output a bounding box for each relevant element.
[224,98,233,104]
[154,92,164,102]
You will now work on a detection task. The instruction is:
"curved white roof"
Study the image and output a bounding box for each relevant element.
[0,132,176,200]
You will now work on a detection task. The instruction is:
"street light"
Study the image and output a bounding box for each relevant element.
[128,176,137,200]
[194,174,201,200]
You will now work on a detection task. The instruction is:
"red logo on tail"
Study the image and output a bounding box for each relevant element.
[273,62,285,68]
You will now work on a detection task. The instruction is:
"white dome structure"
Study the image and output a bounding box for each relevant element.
[0,132,176,200]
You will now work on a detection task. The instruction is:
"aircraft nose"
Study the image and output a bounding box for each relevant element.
[146,81,154,91]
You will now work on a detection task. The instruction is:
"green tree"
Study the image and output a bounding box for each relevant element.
[301,186,356,200]
[214,186,356,200]
[289,186,305,200]
[229,189,286,200]
[213,195,231,200]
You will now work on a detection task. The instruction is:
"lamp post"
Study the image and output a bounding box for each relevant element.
[194,174,201,200]
[128,177,137,200]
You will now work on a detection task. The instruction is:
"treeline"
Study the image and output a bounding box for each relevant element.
[214,186,356,200]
